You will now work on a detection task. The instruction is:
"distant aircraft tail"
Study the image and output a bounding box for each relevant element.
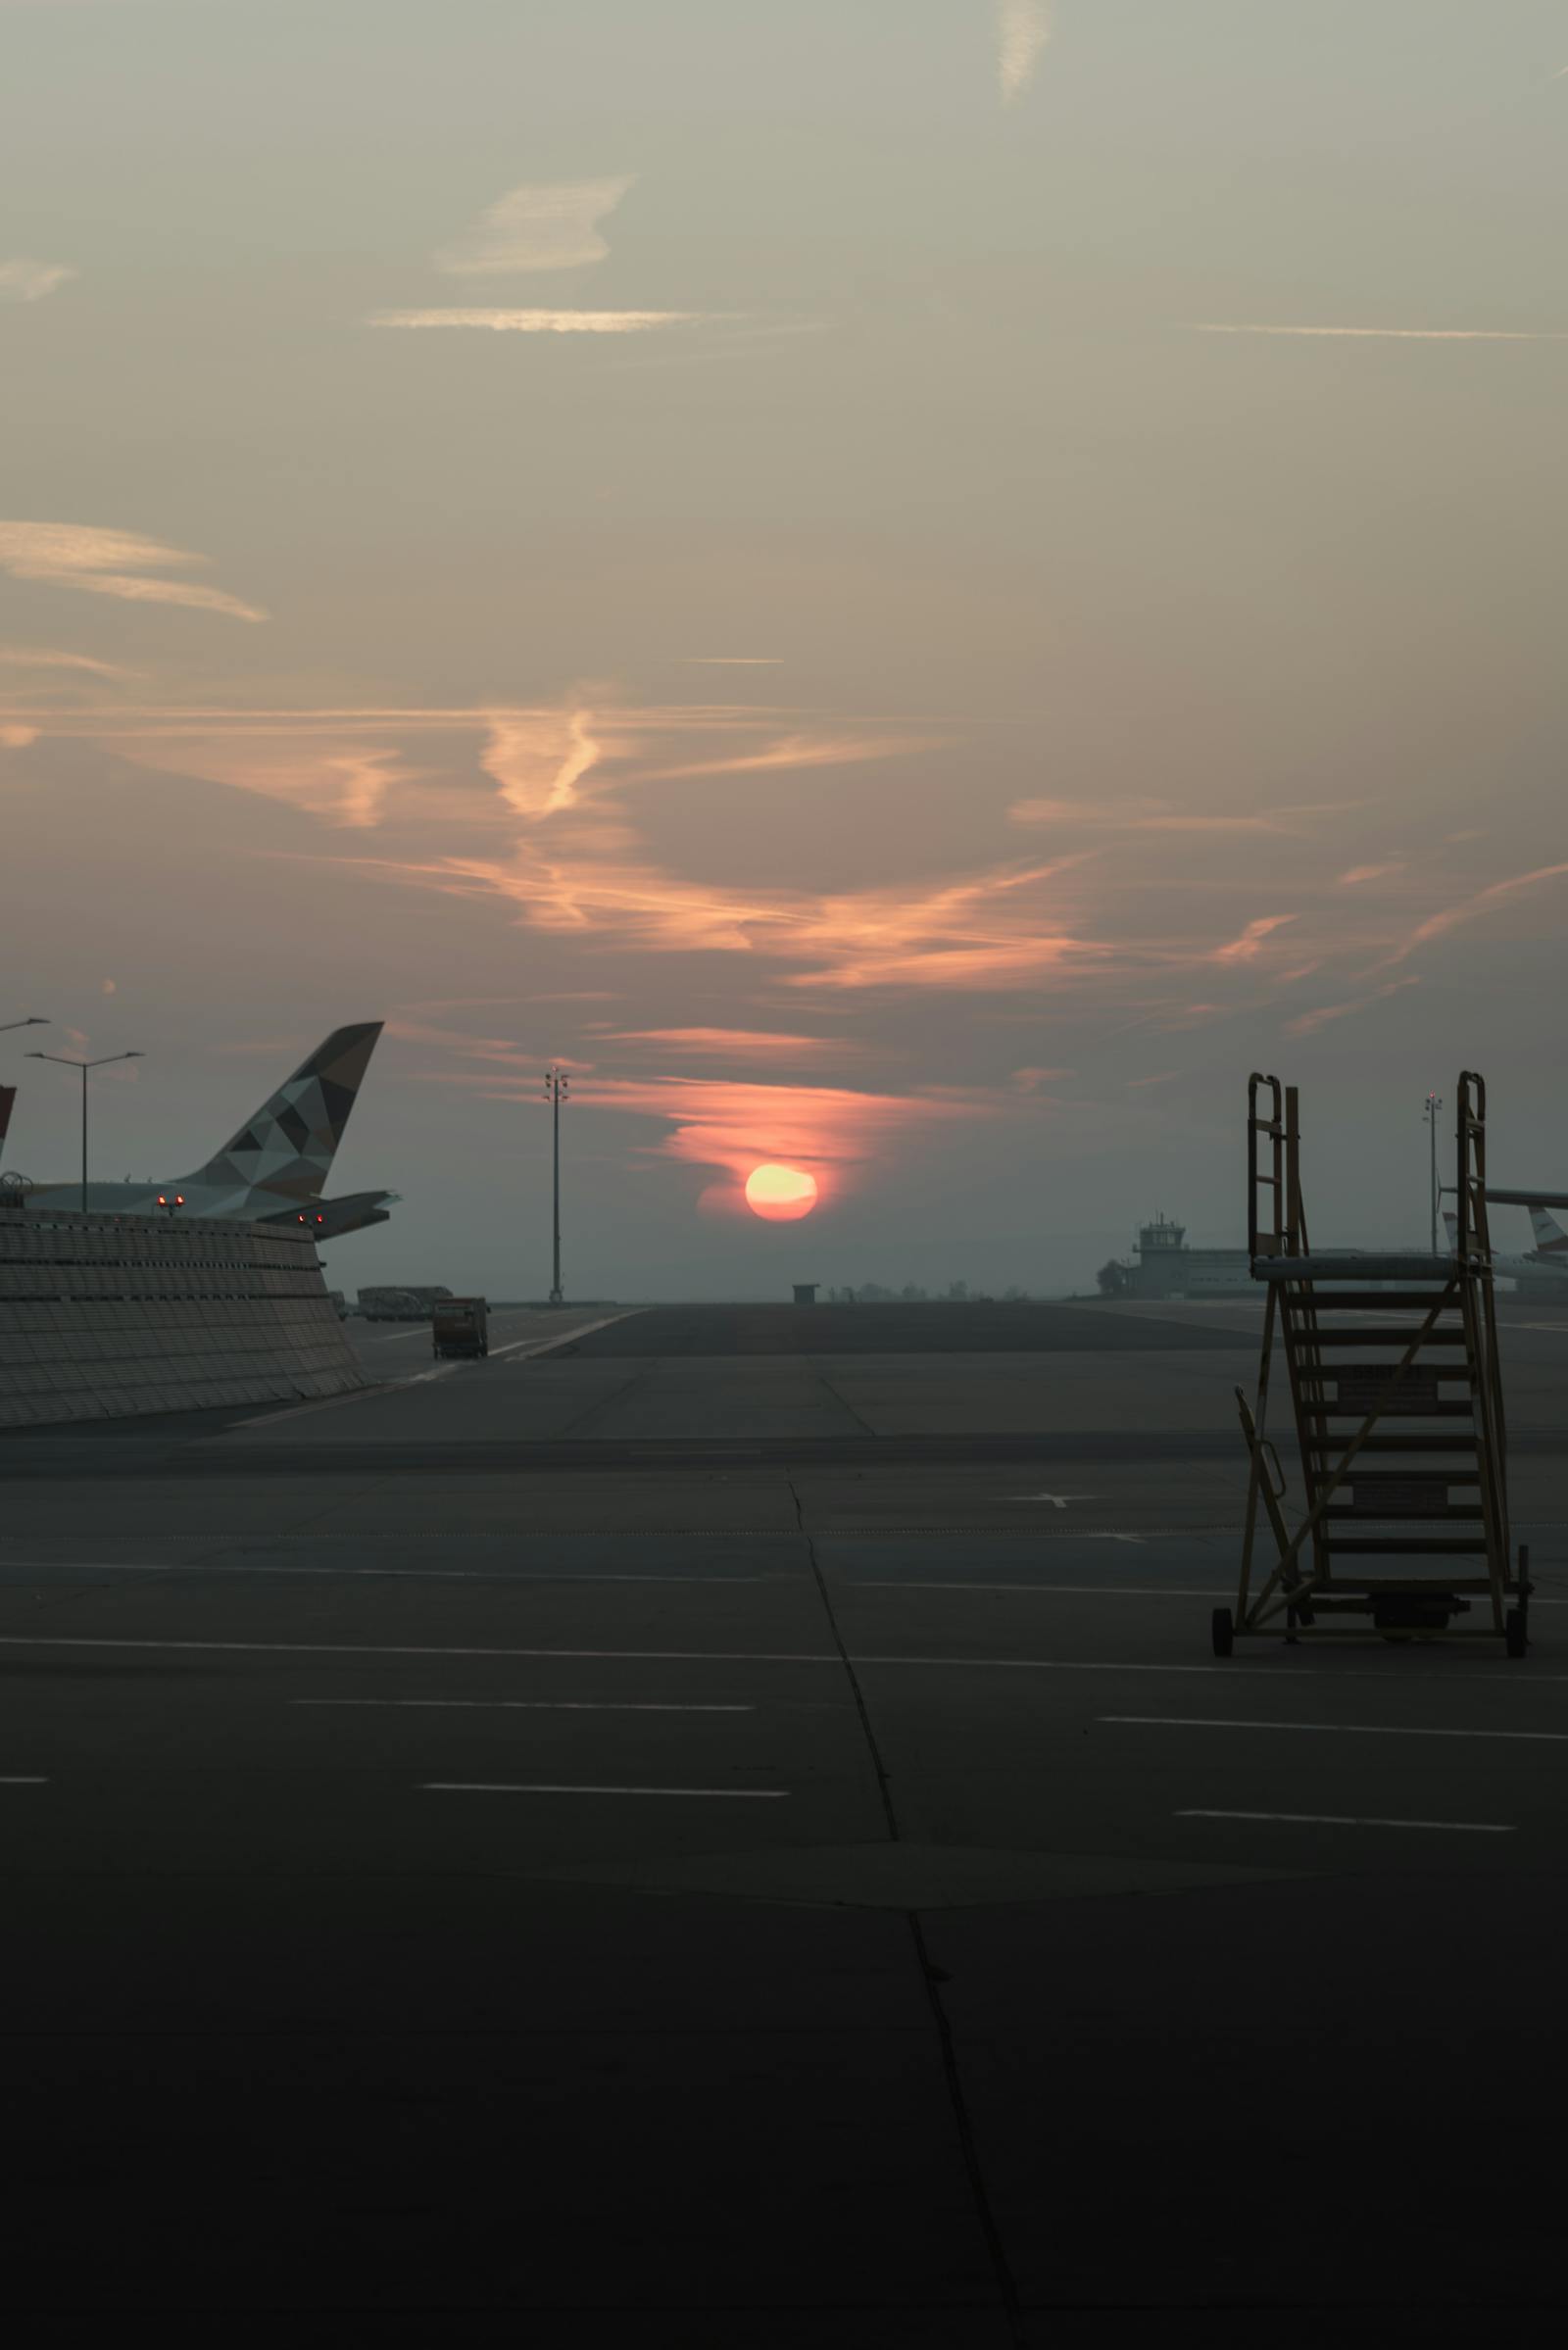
[183,1024,383,1208]
[1528,1202,1568,1257]
[1443,1208,1459,1252]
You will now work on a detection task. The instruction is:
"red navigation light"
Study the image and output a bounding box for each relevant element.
[157,1195,168,1207]
[174,1195,184,1206]
[297,1213,307,1223]
[315,1213,325,1225]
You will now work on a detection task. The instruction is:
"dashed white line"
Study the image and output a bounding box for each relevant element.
[1177,1809,1513,1834]
[1108,1716,1568,1741]
[421,1782,788,1799]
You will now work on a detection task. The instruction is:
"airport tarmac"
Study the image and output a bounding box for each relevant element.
[2,1297,1566,2326]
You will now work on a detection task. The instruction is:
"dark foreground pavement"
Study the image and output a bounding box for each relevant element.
[2,1298,1566,2328]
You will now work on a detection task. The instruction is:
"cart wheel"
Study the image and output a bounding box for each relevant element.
[1210,1607,1234,1659]
[1505,1608,1529,1659]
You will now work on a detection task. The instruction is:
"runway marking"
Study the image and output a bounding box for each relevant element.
[1107,1716,1568,1742]
[9,1562,788,1588]
[234,1311,641,1424]
[422,1782,788,1799]
[489,1311,640,1361]
[0,1776,48,1786]
[0,1633,1558,1687]
[297,1698,754,1713]
[855,1582,1229,1597]
[1177,1809,1513,1834]
[1004,1493,1100,1509]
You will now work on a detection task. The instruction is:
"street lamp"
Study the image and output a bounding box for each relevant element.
[543,1064,569,1305]
[25,1050,144,1215]
[1424,1092,1445,1255]
[1,1017,50,1035]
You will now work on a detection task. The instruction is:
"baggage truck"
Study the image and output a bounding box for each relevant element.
[432,1296,489,1359]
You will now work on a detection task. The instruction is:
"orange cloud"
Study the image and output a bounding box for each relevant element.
[1208,915,1298,965]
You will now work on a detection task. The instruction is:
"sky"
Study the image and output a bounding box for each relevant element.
[3,0,1567,1299]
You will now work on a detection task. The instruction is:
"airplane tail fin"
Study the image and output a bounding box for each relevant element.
[1443,1208,1459,1252]
[184,1024,383,1207]
[1529,1202,1568,1256]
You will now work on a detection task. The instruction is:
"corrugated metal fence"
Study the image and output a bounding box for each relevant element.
[0,1209,366,1427]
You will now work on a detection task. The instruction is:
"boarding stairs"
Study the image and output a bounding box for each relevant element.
[1215,1071,1530,1655]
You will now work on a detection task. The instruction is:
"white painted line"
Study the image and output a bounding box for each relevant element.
[489,1311,639,1361]
[422,1782,788,1799]
[0,1776,48,1786]
[1107,1715,1568,1742]
[296,1698,754,1713]
[0,1632,1557,1687]
[20,1562,787,1588]
[1177,1809,1513,1835]
[854,1582,1230,1597]
[232,1309,642,1423]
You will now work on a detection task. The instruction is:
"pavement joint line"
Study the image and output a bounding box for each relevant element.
[1106,1716,1568,1741]
[852,1583,1234,1597]
[1177,1809,1515,1834]
[0,1635,1556,1684]
[0,1563,792,1586]
[420,1783,790,1798]
[296,1699,756,1713]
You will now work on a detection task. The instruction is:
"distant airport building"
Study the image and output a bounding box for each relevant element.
[1098,1214,1251,1299]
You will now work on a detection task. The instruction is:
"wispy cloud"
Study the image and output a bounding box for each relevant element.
[0,723,40,749]
[625,730,932,785]
[0,523,265,621]
[482,708,603,817]
[604,1028,862,1062]
[437,177,634,275]
[0,646,139,677]
[1337,863,1403,886]
[1285,979,1418,1037]
[368,308,718,334]
[0,258,74,303]
[1382,862,1568,966]
[1208,915,1297,965]
[997,1,1052,104]
[1190,322,1568,343]
[681,658,784,667]
[1012,795,1318,836]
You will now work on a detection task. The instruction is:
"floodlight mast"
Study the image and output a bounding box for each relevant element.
[544,1064,569,1305]
[25,1050,144,1214]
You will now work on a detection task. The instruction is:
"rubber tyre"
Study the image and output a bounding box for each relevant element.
[1505,1608,1528,1659]
[1210,1607,1235,1659]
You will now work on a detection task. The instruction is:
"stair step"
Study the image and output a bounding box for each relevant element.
[1326,1506,1485,1524]
[1325,1537,1492,1556]
[1309,1434,1481,1453]
[1287,1329,1470,1347]
[1304,1402,1475,1419]
[1287,1292,1472,1311]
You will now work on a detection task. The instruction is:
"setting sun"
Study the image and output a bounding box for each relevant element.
[744,1163,819,1221]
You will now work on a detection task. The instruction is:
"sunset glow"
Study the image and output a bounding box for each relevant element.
[744,1164,819,1222]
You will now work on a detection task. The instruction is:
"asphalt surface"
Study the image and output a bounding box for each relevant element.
[2,1296,1566,2326]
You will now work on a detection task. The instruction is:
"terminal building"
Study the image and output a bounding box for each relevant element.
[1099,1214,1251,1300]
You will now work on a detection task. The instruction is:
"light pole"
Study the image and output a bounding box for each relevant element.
[1424,1091,1444,1254]
[25,1050,144,1214]
[543,1064,569,1304]
[1,1017,50,1035]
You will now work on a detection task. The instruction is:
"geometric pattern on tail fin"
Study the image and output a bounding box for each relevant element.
[1529,1202,1568,1256]
[188,1023,383,1207]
